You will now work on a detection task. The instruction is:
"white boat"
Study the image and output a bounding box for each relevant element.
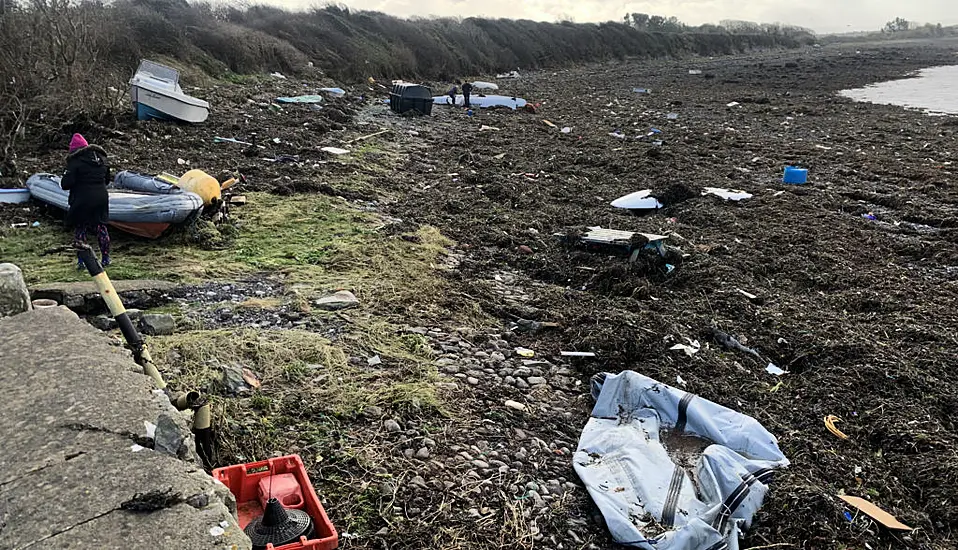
[433,94,527,110]
[130,60,210,123]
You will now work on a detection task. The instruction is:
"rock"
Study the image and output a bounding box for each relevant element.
[90,315,118,331]
[415,447,430,459]
[504,400,527,412]
[125,308,143,320]
[384,419,402,433]
[410,475,427,488]
[380,482,397,496]
[525,481,539,492]
[403,448,415,458]
[423,437,436,447]
[504,376,517,386]
[221,364,250,395]
[528,376,547,386]
[516,378,530,389]
[0,264,31,318]
[153,412,198,462]
[472,460,490,469]
[517,245,534,255]
[314,290,359,311]
[467,376,479,385]
[363,405,383,418]
[29,279,175,314]
[140,313,175,336]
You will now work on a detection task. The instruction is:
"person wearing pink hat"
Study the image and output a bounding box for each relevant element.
[61,133,112,268]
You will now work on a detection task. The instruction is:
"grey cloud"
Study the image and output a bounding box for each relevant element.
[269,0,957,33]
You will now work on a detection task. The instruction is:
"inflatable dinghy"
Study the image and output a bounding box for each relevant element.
[434,94,527,110]
[26,172,203,238]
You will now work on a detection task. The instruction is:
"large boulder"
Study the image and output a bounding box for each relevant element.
[0,263,32,317]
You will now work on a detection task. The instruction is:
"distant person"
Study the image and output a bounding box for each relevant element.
[461,81,474,108]
[447,80,461,105]
[61,133,111,269]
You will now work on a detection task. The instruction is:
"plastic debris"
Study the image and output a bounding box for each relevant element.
[633,87,651,94]
[560,351,596,357]
[609,130,626,139]
[367,355,382,367]
[242,368,262,389]
[472,81,499,90]
[131,444,145,452]
[576,371,789,549]
[320,147,350,155]
[269,72,287,79]
[675,374,687,386]
[738,289,759,301]
[31,221,39,227]
[209,526,226,537]
[504,400,528,412]
[838,496,912,530]
[783,166,808,184]
[843,511,854,522]
[497,70,521,79]
[320,87,346,98]
[515,347,535,358]
[214,136,266,149]
[611,190,663,210]
[824,415,849,440]
[726,101,741,108]
[666,113,679,120]
[862,212,877,221]
[703,187,753,201]
[561,127,572,134]
[144,421,157,438]
[688,69,703,75]
[479,125,500,132]
[670,339,701,356]
[766,364,786,376]
[176,158,188,165]
[275,95,324,104]
[543,119,557,128]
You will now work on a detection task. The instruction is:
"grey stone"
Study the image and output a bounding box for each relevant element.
[363,405,383,418]
[415,447,431,459]
[467,376,479,385]
[410,475,427,488]
[314,290,359,311]
[504,376,517,386]
[403,448,415,458]
[423,437,436,447]
[221,364,250,395]
[125,308,143,320]
[153,412,198,462]
[0,307,249,549]
[140,313,175,336]
[472,460,490,469]
[528,376,547,385]
[384,419,402,433]
[0,263,31,317]
[516,378,530,389]
[30,279,175,314]
[90,315,118,331]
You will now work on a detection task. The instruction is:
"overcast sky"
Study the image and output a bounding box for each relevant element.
[267,0,955,34]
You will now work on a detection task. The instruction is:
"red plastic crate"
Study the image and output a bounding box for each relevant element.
[213,455,338,550]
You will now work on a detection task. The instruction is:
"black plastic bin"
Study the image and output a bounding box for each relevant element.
[389,83,433,115]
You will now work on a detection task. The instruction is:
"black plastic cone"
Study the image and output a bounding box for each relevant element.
[245,498,314,549]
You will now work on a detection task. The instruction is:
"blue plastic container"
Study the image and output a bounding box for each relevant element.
[783,166,808,184]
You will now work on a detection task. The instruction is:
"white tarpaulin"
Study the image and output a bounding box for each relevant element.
[574,371,789,550]
[433,94,527,109]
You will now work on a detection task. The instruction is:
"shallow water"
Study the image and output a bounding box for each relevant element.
[841,64,958,115]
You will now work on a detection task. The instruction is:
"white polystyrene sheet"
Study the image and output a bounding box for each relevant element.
[434,94,527,109]
[574,371,789,550]
[703,187,753,201]
[472,81,499,90]
[611,190,664,210]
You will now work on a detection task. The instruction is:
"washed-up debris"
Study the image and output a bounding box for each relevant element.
[561,127,572,134]
[270,72,287,79]
[609,130,626,139]
[320,146,350,155]
[222,363,251,394]
[497,70,521,79]
[275,95,324,104]
[633,87,651,94]
[560,351,596,358]
[575,371,789,549]
[214,136,266,149]
[472,81,499,90]
[543,119,557,128]
[367,355,382,367]
[675,374,687,386]
[479,125,500,132]
[515,347,535,358]
[689,69,703,75]
[838,496,912,530]
[783,166,808,184]
[611,190,663,210]
[862,212,877,221]
[712,328,762,360]
[766,364,786,376]
[242,368,261,389]
[670,338,701,356]
[824,415,849,440]
[346,129,390,144]
[512,319,559,333]
[320,87,346,98]
[703,187,753,201]
[726,101,741,108]
[737,288,763,303]
[666,113,679,120]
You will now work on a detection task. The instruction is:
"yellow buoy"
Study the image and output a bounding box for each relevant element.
[178,169,221,206]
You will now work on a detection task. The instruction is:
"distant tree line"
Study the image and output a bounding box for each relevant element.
[624,13,815,39]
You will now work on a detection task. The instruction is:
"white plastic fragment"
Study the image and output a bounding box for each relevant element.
[321,147,350,155]
[611,190,663,210]
[144,421,156,438]
[669,338,701,356]
[209,526,225,537]
[766,364,786,376]
[703,187,753,201]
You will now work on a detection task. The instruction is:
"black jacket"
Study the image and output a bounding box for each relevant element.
[61,145,110,226]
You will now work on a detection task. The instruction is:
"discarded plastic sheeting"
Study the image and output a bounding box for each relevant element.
[320,87,346,98]
[472,81,499,90]
[497,70,521,79]
[575,371,789,550]
[703,187,753,201]
[275,95,324,104]
[611,190,663,210]
[320,147,350,155]
[434,94,527,110]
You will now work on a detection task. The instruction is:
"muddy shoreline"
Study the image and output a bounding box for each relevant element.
[2,39,958,549]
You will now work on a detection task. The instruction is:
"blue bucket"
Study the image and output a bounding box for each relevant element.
[783,166,808,184]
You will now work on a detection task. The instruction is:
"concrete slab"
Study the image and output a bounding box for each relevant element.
[0,307,251,549]
[29,279,176,313]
